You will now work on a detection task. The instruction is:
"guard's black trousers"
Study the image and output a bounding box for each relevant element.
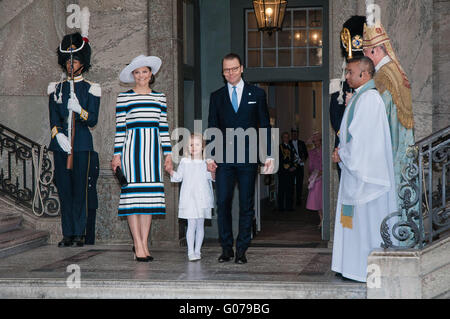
[53,151,89,237]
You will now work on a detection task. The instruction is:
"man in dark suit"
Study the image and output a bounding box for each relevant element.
[207,53,274,264]
[289,128,308,206]
[278,132,296,211]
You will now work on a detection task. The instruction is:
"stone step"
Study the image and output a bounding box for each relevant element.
[0,228,48,259]
[0,213,22,234]
[0,279,367,299]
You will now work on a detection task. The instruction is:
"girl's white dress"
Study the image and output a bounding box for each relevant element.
[170,158,214,219]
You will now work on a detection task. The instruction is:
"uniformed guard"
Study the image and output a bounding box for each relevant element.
[48,25,101,247]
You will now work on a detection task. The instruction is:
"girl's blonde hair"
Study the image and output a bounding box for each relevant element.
[184,133,206,159]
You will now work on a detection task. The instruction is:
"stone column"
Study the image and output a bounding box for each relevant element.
[74,0,152,244]
[374,0,434,141]
[433,0,450,132]
[327,0,358,247]
[147,0,183,246]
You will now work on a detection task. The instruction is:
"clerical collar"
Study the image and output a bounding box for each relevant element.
[376,55,391,72]
[68,75,84,82]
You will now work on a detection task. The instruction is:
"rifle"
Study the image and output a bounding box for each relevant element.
[66,38,75,170]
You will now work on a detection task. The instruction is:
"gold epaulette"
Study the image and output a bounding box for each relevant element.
[51,126,58,138]
[80,109,89,121]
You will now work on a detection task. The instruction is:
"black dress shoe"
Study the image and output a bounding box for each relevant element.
[72,236,84,247]
[235,251,247,264]
[58,237,73,247]
[218,249,234,263]
[132,246,154,261]
[134,255,151,262]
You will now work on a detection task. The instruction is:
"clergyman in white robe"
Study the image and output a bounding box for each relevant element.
[331,79,397,283]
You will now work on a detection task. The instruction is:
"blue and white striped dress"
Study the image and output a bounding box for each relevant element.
[114,90,172,216]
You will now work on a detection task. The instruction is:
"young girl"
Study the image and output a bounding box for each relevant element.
[169,133,214,261]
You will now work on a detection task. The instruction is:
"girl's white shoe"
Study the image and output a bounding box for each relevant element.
[188,253,200,261]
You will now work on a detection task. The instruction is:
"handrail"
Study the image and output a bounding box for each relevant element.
[0,123,60,217]
[381,125,449,249]
[415,125,449,147]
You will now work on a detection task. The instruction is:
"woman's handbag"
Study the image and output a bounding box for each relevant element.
[115,167,128,187]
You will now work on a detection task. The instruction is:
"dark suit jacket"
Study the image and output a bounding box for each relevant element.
[278,143,296,175]
[288,139,308,164]
[207,82,272,165]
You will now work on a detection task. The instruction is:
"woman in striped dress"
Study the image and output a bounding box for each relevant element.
[111,55,173,261]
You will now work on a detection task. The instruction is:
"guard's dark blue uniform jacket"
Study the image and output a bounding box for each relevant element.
[48,75,100,151]
[329,80,350,149]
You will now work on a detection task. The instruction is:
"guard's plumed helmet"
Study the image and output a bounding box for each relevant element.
[340,16,366,60]
[57,32,91,73]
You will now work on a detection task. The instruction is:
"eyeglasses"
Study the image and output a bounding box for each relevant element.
[223,66,241,74]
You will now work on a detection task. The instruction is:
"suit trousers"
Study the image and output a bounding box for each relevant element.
[53,151,89,237]
[294,166,305,204]
[277,172,294,210]
[216,163,257,253]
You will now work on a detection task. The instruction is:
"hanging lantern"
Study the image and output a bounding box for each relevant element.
[252,0,288,35]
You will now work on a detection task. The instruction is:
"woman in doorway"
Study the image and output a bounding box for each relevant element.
[306,131,323,229]
[111,55,173,262]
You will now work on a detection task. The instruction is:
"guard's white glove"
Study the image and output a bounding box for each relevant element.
[56,133,72,153]
[67,95,82,114]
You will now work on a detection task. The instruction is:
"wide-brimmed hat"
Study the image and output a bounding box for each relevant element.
[119,55,162,83]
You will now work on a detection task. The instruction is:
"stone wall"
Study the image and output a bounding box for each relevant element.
[367,235,450,299]
[433,0,450,133]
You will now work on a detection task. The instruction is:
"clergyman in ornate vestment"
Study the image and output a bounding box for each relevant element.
[362,14,417,247]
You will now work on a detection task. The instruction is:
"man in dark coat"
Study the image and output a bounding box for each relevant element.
[279,132,296,211]
[207,53,273,264]
[289,128,308,206]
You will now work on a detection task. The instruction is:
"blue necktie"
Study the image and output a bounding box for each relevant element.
[232,86,238,113]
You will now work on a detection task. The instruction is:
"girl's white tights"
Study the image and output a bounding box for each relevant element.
[186,218,205,256]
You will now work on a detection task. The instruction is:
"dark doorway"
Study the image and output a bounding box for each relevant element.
[252,81,327,248]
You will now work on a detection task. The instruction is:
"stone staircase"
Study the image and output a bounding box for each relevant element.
[0,197,48,259]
